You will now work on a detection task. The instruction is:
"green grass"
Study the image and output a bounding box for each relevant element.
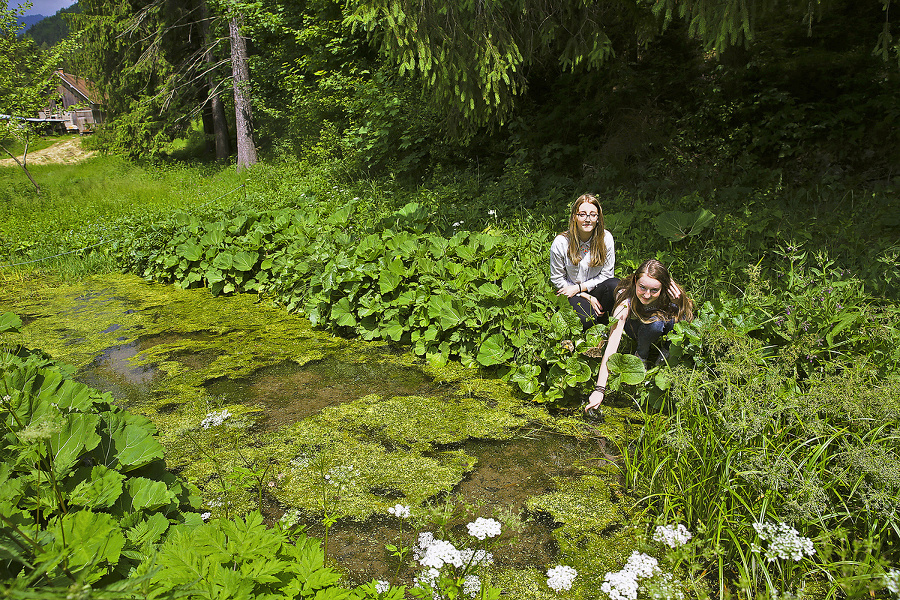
[0,154,247,277]
[0,134,58,157]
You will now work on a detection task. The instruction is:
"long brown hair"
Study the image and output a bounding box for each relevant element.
[614,259,694,324]
[563,194,607,268]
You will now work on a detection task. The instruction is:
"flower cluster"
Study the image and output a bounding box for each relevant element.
[601,552,660,600]
[884,569,899,595]
[200,409,231,429]
[388,504,410,518]
[752,522,815,562]
[375,580,390,594]
[546,565,577,592]
[466,517,502,540]
[411,527,496,599]
[652,523,692,548]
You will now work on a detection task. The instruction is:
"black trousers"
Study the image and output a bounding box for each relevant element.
[568,278,620,328]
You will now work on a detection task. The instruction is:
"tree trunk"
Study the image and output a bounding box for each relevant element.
[199,0,230,160]
[229,14,256,172]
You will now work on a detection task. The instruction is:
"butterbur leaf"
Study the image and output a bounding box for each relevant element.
[654,208,715,241]
[98,411,164,471]
[0,312,22,333]
[127,477,176,512]
[476,333,512,366]
[176,240,202,262]
[50,412,102,478]
[510,364,541,394]
[212,252,234,270]
[39,511,125,583]
[331,297,357,327]
[232,250,258,271]
[608,353,646,385]
[428,295,463,329]
[68,465,125,509]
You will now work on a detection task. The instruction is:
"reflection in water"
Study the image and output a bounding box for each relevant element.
[205,360,440,430]
[298,432,607,586]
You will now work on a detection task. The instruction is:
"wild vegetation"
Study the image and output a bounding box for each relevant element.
[2,0,900,597]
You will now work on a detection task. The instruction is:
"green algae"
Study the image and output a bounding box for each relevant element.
[0,273,655,597]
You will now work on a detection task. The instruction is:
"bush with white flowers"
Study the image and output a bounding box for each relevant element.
[546,565,577,592]
[752,522,815,562]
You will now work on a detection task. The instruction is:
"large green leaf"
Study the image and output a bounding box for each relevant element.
[0,312,22,334]
[38,510,125,582]
[510,364,542,394]
[176,240,203,262]
[607,353,647,385]
[68,465,126,509]
[212,252,234,270]
[428,295,463,329]
[128,477,177,512]
[102,411,165,471]
[50,412,102,478]
[476,333,513,366]
[654,208,715,241]
[232,250,259,272]
[331,297,357,327]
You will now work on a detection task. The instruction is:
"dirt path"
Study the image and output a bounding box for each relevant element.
[0,137,97,167]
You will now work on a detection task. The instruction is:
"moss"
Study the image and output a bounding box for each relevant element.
[260,422,477,520]
[527,475,644,593]
[314,393,544,450]
[0,273,653,590]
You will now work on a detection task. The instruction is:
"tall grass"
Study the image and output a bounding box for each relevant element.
[619,324,900,597]
[0,155,246,278]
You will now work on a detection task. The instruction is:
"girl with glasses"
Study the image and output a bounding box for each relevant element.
[549,194,619,327]
[584,259,693,412]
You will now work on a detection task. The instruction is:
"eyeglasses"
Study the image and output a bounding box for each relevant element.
[575,212,599,220]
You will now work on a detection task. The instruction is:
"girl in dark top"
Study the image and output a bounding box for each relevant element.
[585,259,693,411]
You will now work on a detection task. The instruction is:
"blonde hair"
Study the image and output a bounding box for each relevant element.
[564,194,607,268]
[615,259,694,324]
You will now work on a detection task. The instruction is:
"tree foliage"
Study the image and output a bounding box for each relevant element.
[344,0,653,132]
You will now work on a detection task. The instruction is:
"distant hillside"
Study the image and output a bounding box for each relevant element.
[25,3,79,47]
[15,14,45,32]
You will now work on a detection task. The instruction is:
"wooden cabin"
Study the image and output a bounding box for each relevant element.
[38,71,105,134]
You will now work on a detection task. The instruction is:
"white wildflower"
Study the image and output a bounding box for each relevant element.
[467,517,502,540]
[453,221,463,227]
[200,409,231,429]
[652,523,692,548]
[415,567,440,588]
[418,538,463,569]
[387,504,411,518]
[885,568,900,595]
[413,532,435,561]
[488,210,497,216]
[623,551,660,579]
[463,575,481,597]
[753,522,815,561]
[2,395,10,401]
[546,565,577,592]
[601,570,639,600]
[374,580,390,594]
[200,512,211,521]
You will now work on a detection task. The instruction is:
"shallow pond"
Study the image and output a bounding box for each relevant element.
[0,273,645,595]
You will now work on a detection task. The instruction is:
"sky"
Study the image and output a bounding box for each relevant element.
[7,0,74,16]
